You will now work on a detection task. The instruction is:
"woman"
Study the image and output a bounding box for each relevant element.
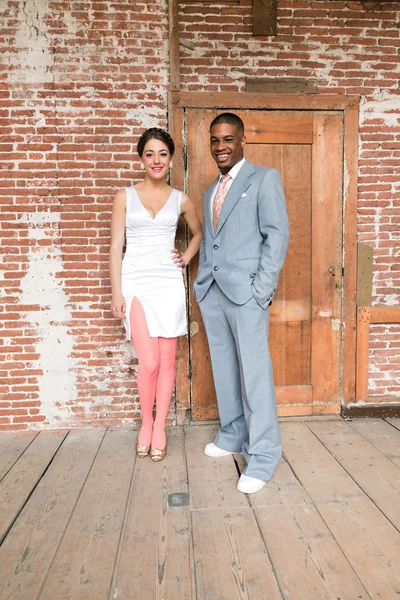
[109,128,202,462]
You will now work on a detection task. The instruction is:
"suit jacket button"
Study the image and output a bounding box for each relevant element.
[213,244,218,250]
[213,266,218,271]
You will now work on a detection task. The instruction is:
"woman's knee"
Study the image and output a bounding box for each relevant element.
[138,357,159,379]
[159,339,177,370]
[158,354,176,373]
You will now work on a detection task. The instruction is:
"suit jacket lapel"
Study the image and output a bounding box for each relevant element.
[204,178,218,238]
[215,161,255,236]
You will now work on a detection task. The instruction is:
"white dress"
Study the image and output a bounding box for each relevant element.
[121,186,187,340]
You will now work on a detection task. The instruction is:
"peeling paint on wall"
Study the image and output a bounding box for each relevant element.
[360,89,400,127]
[8,0,53,83]
[19,211,77,425]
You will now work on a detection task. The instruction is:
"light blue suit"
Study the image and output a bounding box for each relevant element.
[194,160,290,481]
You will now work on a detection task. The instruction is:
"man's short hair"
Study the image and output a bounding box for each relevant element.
[210,113,244,136]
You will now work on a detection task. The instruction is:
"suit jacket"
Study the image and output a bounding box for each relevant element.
[194,160,290,310]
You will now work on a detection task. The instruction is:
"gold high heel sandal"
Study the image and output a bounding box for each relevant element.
[150,444,167,462]
[136,442,150,458]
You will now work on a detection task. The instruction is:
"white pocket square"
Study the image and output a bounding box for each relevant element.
[241,193,247,197]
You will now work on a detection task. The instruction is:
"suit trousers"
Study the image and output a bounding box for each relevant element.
[198,281,282,481]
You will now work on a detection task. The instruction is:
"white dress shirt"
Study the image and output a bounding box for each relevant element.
[210,158,247,218]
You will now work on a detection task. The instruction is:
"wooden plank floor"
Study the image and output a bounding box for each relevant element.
[0,419,399,600]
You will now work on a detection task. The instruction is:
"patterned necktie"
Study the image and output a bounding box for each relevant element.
[212,173,231,230]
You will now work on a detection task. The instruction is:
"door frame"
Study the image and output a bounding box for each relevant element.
[169,92,359,423]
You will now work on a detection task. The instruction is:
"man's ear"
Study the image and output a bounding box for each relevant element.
[241,136,246,149]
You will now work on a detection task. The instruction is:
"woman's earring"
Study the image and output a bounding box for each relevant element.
[170,162,173,169]
[140,162,144,169]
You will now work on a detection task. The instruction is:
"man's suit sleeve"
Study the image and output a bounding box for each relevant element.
[252,168,290,309]
[195,238,206,283]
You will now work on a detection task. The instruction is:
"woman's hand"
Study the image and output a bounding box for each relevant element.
[112,293,126,319]
[171,248,187,269]
[179,193,203,265]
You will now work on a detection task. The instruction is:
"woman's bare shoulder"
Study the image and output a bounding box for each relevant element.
[114,187,127,201]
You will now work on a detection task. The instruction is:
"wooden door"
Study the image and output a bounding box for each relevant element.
[177,107,344,419]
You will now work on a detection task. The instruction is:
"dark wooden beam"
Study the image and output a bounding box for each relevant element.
[246,77,317,94]
[253,0,277,36]
[342,403,400,419]
[169,91,359,111]
[169,0,180,91]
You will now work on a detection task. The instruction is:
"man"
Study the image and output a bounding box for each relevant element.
[194,113,290,494]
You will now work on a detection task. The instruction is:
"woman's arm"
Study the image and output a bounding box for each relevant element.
[109,188,127,319]
[171,193,203,268]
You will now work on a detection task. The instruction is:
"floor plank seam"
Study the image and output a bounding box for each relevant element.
[232,454,242,478]
[248,498,285,600]
[0,431,69,548]
[348,420,400,471]
[0,432,40,484]
[183,426,199,600]
[106,431,138,600]
[36,428,108,600]
[305,423,400,534]
[282,449,374,600]
[384,417,400,433]
[189,505,251,512]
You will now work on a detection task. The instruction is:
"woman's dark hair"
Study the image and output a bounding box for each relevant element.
[137,128,175,157]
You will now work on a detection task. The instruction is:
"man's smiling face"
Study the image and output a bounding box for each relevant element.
[209,122,245,174]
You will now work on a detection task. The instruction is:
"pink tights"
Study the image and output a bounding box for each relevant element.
[130,298,177,450]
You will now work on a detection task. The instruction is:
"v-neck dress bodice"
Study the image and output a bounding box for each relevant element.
[121,186,187,339]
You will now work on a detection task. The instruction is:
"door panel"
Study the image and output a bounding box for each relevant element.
[311,113,343,412]
[184,108,343,419]
[245,143,312,388]
[186,109,219,420]
[242,111,313,144]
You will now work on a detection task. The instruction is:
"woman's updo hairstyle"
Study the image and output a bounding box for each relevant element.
[137,128,175,158]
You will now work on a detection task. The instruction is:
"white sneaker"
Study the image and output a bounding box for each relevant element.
[204,443,240,458]
[237,474,266,494]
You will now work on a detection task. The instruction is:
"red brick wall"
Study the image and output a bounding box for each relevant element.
[1,0,399,429]
[0,0,169,429]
